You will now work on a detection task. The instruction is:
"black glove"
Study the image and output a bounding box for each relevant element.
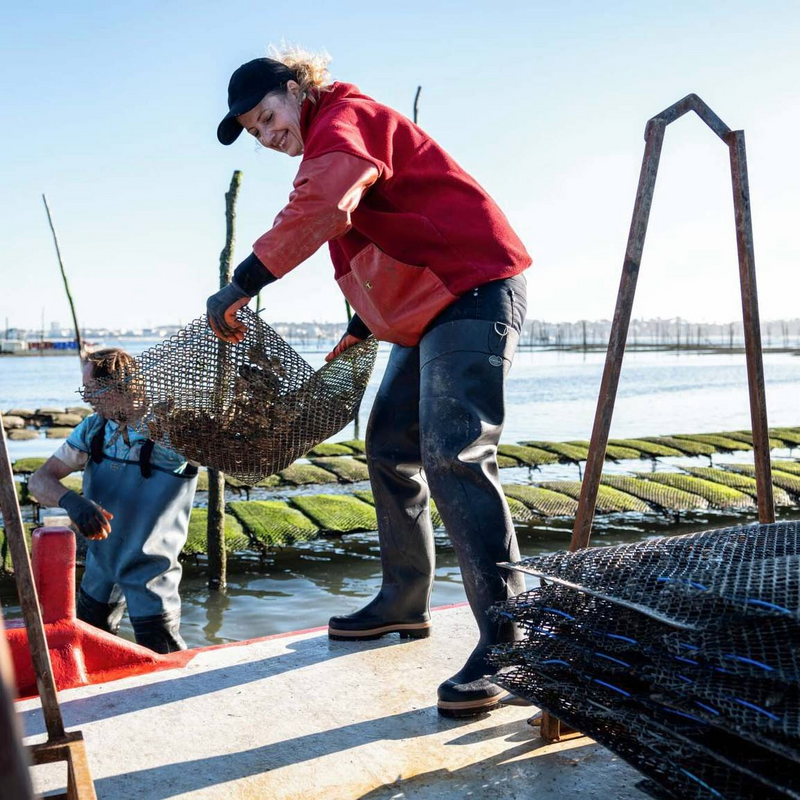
[346,314,372,340]
[59,490,111,538]
[206,281,250,342]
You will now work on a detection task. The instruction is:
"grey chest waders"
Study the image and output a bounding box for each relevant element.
[78,420,198,653]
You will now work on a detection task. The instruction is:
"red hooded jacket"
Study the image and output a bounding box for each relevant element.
[252,82,531,346]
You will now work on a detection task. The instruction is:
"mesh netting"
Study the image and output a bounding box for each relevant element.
[81,309,378,483]
[503,522,800,627]
[491,522,800,799]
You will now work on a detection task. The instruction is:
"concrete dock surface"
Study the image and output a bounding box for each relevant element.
[19,605,648,799]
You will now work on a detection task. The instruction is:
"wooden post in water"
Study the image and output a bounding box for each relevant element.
[42,194,85,363]
[208,170,242,591]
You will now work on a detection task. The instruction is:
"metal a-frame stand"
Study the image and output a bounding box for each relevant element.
[540,94,775,743]
[0,414,98,798]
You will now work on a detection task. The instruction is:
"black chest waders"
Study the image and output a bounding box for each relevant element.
[327,274,528,717]
[77,420,198,653]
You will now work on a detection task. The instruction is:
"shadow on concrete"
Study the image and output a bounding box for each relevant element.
[20,632,411,737]
[85,707,568,799]
[354,732,649,800]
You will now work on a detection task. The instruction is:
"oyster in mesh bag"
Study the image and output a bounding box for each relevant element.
[86,309,377,484]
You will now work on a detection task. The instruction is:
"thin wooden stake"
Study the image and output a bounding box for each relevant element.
[42,194,84,362]
[208,170,243,591]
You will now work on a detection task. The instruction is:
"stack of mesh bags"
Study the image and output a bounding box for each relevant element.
[490,521,800,799]
[89,309,378,484]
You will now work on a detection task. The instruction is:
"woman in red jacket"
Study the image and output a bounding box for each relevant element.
[209,48,531,717]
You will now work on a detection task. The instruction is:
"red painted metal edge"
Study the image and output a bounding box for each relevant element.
[8,526,470,699]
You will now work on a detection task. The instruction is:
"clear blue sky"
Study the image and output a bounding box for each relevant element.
[2,0,798,331]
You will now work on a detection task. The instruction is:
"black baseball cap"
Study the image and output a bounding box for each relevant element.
[217,58,297,145]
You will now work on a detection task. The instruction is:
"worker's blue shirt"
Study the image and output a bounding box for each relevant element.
[59,414,190,474]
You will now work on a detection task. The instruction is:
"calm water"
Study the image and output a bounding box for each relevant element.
[3,342,800,646]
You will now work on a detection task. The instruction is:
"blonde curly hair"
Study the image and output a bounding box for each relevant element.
[268,42,333,102]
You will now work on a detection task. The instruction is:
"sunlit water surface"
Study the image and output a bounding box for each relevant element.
[3,343,800,645]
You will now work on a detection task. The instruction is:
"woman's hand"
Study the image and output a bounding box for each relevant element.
[325,333,362,362]
[207,282,251,343]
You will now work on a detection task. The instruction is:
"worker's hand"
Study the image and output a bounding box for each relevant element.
[206,282,251,343]
[58,490,113,540]
[325,333,362,363]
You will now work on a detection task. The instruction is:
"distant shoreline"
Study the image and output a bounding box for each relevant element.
[4,343,800,357]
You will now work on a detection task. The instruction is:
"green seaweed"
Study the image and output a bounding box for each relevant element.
[600,475,708,512]
[770,428,800,446]
[608,439,684,458]
[567,440,644,461]
[338,439,367,454]
[522,441,589,463]
[429,499,444,528]
[772,460,800,476]
[501,484,579,517]
[634,472,754,510]
[0,524,35,572]
[723,464,800,496]
[289,494,378,533]
[641,436,717,457]
[504,496,534,522]
[719,431,786,450]
[672,434,752,452]
[11,457,47,475]
[61,475,83,494]
[309,457,371,483]
[682,466,792,506]
[353,490,375,505]
[278,463,339,486]
[229,500,320,548]
[354,490,446,527]
[183,508,249,556]
[497,444,558,467]
[306,442,358,457]
[540,481,651,514]
[15,480,29,506]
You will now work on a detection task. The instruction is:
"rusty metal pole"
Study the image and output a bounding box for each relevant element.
[0,605,35,800]
[727,130,775,523]
[568,119,667,553]
[544,95,772,743]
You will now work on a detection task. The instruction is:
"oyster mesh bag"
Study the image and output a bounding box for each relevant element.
[86,309,378,483]
[490,521,800,800]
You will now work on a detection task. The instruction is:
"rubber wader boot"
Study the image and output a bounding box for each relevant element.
[412,316,525,718]
[130,611,187,654]
[77,586,127,635]
[435,624,516,718]
[327,568,433,641]
[328,344,435,641]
